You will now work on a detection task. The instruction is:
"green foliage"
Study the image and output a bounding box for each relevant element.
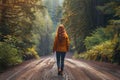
[0,42,22,68]
[0,0,53,71]
[43,0,63,27]
[79,0,120,64]
[73,52,80,59]
[63,0,106,52]
[27,46,40,59]
[113,41,120,64]
[32,9,53,55]
[78,41,115,62]
[84,27,114,50]
[97,2,116,15]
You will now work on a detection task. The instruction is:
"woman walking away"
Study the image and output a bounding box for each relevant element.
[53,24,70,76]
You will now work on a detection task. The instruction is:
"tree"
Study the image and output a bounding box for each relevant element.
[63,0,105,52]
[32,11,53,55]
[0,0,53,61]
[43,0,63,28]
[80,0,120,64]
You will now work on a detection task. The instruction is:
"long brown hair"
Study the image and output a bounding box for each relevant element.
[56,24,67,42]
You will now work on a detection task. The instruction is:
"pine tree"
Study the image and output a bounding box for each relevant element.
[63,0,102,52]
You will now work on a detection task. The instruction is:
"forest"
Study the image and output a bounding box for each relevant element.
[0,0,120,72]
[63,0,120,64]
[0,0,54,71]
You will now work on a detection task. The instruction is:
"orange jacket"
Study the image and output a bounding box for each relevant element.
[53,34,70,52]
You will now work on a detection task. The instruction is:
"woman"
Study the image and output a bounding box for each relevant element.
[53,24,70,76]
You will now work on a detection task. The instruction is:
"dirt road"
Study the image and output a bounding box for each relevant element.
[0,56,120,80]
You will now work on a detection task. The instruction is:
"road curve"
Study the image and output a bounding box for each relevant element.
[0,56,120,80]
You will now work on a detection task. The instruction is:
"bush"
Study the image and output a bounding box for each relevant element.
[27,46,40,59]
[113,41,120,64]
[0,42,22,68]
[73,52,80,59]
[79,41,115,62]
[84,27,113,50]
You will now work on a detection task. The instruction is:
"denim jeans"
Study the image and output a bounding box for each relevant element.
[56,52,66,71]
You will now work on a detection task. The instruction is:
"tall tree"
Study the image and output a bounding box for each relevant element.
[0,0,53,57]
[43,0,63,28]
[62,0,115,53]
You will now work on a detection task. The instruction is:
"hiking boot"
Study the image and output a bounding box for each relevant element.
[58,68,61,75]
[60,71,63,76]
[58,71,61,75]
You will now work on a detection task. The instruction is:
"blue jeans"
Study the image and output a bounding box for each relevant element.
[56,52,66,71]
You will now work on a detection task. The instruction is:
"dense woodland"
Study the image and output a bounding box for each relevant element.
[43,0,63,29]
[0,0,120,72]
[0,0,53,70]
[63,0,120,64]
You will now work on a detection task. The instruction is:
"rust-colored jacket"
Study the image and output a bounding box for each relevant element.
[53,34,70,52]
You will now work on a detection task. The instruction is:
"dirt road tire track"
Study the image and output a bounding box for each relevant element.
[0,56,120,80]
